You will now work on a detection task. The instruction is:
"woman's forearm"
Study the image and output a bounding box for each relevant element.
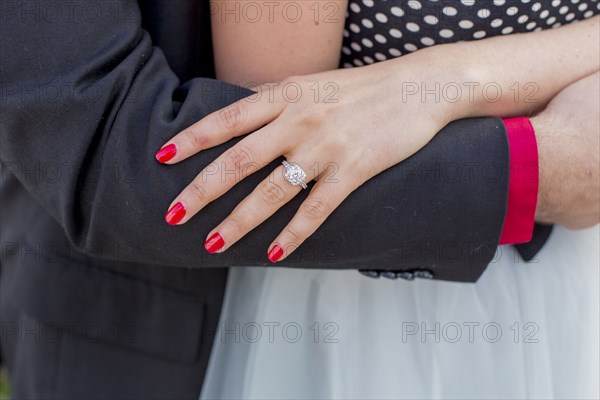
[393,16,599,121]
[159,16,599,258]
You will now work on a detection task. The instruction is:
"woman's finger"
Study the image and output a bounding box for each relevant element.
[267,170,357,263]
[164,123,290,225]
[155,84,285,164]
[203,163,308,254]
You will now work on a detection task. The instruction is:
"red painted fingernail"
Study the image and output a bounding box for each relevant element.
[268,245,284,263]
[155,144,177,163]
[205,233,225,254]
[165,202,186,225]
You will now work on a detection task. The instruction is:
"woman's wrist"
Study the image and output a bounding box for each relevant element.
[389,43,481,127]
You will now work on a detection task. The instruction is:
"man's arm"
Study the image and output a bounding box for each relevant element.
[533,71,600,230]
[1,1,508,280]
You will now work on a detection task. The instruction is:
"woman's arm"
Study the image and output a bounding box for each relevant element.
[214,4,597,116]
[160,15,599,261]
[429,16,599,118]
[211,0,348,85]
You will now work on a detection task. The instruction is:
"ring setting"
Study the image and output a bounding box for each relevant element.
[282,160,308,189]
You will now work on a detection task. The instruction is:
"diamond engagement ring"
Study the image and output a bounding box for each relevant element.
[282,160,308,189]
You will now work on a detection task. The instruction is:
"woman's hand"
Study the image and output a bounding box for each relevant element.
[156,15,598,261]
[156,56,456,262]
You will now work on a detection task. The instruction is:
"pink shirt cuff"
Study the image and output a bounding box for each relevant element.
[499,117,539,245]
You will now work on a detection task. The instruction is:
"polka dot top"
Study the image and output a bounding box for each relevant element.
[341,0,599,68]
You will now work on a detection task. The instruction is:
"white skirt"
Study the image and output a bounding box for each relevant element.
[201,225,600,399]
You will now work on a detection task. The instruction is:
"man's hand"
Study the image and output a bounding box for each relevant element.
[532,71,600,229]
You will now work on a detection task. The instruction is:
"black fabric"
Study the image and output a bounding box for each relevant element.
[341,0,599,68]
[1,308,210,400]
[140,0,216,81]
[0,0,511,278]
[515,223,555,261]
[0,0,548,398]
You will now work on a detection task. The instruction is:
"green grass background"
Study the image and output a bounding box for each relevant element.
[0,368,10,400]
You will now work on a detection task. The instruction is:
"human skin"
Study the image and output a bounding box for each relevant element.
[531,71,600,230]
[158,9,599,261]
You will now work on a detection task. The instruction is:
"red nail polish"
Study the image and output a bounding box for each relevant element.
[165,202,186,225]
[205,233,225,254]
[155,144,177,163]
[268,245,284,263]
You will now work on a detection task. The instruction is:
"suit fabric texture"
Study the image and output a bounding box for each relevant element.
[0,1,550,398]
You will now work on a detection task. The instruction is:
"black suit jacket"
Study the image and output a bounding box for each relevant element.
[0,0,551,398]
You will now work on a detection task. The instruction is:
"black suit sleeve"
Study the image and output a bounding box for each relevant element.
[0,0,509,281]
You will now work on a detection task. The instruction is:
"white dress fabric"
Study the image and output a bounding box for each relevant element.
[201,226,599,399]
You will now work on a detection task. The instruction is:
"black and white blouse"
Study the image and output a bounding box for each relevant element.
[341,0,599,67]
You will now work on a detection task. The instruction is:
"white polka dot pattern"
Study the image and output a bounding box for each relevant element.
[341,0,599,67]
